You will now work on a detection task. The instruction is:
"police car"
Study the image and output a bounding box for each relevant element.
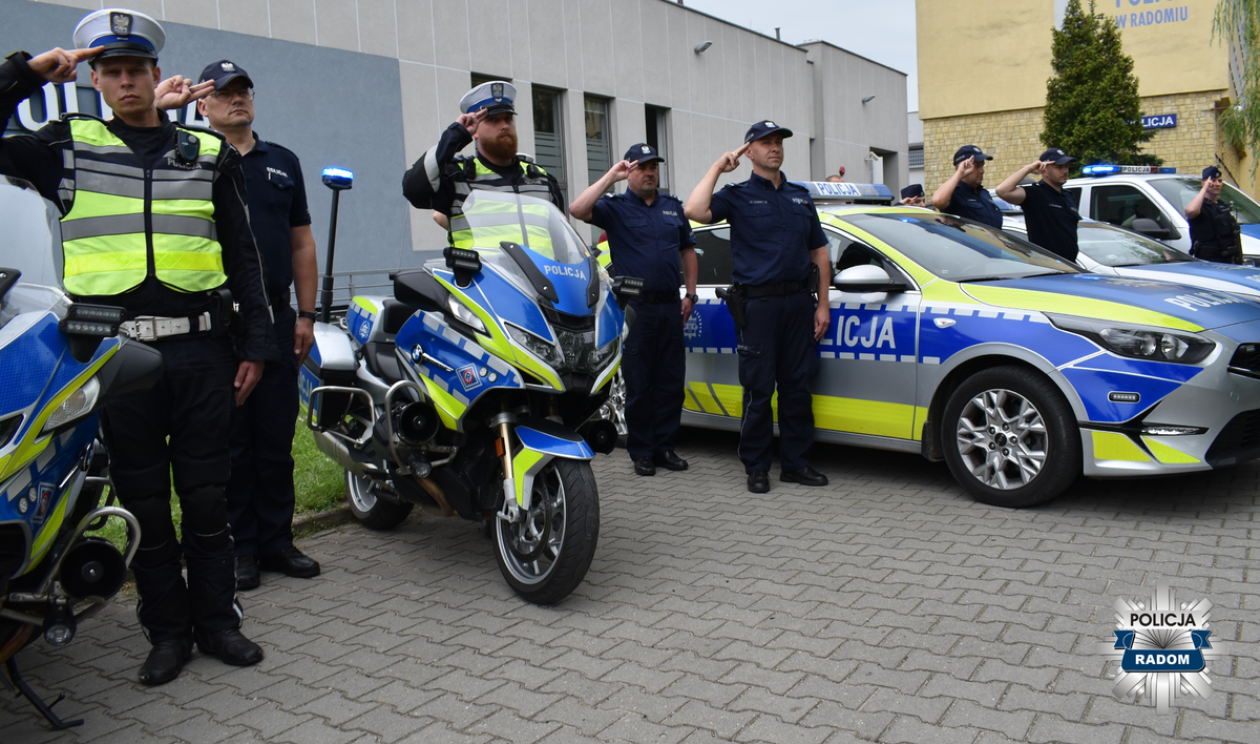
[1005,218,1260,302]
[1062,165,1260,262]
[678,199,1260,508]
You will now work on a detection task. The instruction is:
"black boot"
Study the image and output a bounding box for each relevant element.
[195,629,264,667]
[139,638,193,686]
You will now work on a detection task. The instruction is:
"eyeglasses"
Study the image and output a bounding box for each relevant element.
[210,88,254,102]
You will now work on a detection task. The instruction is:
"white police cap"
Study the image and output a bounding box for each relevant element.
[73,8,165,62]
[460,81,516,115]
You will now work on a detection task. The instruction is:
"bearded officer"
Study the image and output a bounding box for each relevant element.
[570,144,697,476]
[0,10,273,685]
[1185,166,1242,264]
[685,120,831,494]
[402,80,566,239]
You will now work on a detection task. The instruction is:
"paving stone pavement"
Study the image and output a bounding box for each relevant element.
[3,429,1258,743]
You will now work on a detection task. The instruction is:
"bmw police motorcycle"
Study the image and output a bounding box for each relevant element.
[302,186,635,604]
[0,177,162,729]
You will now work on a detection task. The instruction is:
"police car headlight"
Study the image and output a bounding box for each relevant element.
[1048,315,1215,364]
[42,377,101,434]
[447,295,487,334]
[587,337,620,372]
[506,323,566,369]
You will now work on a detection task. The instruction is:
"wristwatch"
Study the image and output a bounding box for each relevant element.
[297,310,317,320]
[684,293,700,304]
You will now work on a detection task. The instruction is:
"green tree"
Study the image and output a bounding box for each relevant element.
[1042,0,1160,170]
[1214,1,1259,165]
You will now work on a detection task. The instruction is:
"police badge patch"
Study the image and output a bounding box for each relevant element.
[110,13,132,35]
[492,82,504,101]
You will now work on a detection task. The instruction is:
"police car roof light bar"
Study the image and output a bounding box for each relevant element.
[319,167,354,323]
[1081,164,1177,177]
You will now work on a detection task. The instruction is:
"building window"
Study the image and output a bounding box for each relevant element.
[908,146,924,168]
[470,72,506,88]
[585,96,611,187]
[533,86,567,203]
[645,105,670,191]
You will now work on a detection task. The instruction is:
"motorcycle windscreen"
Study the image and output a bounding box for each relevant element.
[459,190,595,316]
[0,177,63,291]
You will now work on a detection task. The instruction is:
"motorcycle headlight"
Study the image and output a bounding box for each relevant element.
[506,323,566,369]
[1048,315,1215,364]
[587,336,620,372]
[447,295,487,334]
[42,377,101,434]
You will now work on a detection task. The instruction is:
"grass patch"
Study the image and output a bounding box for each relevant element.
[92,419,345,550]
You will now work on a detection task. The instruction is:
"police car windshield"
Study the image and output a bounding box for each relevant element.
[1149,177,1260,225]
[1076,223,1193,267]
[845,213,1079,281]
[460,190,591,266]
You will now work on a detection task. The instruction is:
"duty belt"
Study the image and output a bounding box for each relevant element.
[744,279,809,299]
[120,312,213,342]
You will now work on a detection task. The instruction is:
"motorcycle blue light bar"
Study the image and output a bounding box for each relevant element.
[321,167,354,190]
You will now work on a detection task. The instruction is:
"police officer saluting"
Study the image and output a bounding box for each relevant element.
[1185,166,1242,264]
[900,184,927,207]
[192,60,322,589]
[403,80,565,233]
[931,145,1001,227]
[685,121,831,494]
[0,10,273,685]
[570,144,697,476]
[995,148,1082,261]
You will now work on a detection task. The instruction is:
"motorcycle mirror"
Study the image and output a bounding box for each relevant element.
[444,246,482,288]
[60,304,125,363]
[610,276,645,309]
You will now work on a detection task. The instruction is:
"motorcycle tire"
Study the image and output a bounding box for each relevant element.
[494,458,599,605]
[345,471,413,530]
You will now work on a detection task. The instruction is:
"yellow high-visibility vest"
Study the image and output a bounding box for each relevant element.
[448,159,557,257]
[60,116,228,296]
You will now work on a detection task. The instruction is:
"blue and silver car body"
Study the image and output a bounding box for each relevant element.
[680,205,1260,505]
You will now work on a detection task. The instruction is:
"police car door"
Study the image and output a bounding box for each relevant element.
[679,226,745,426]
[819,228,921,441]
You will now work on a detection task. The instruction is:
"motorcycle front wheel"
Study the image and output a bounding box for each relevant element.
[494,458,600,605]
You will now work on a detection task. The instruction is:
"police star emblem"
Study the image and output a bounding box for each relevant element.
[110,12,132,35]
[1096,583,1226,713]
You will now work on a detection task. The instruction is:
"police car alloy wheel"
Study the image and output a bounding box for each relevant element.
[345,471,413,530]
[941,366,1082,508]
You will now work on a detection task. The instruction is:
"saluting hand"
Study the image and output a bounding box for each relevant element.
[715,143,750,174]
[607,160,635,183]
[155,76,214,110]
[1029,160,1048,175]
[457,109,488,136]
[27,47,103,83]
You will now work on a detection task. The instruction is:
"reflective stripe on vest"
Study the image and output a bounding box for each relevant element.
[448,159,555,254]
[60,117,228,296]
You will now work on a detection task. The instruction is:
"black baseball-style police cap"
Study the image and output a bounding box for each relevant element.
[953,145,993,165]
[624,143,664,165]
[198,59,254,90]
[1039,148,1077,165]
[744,120,793,143]
[1202,165,1223,180]
[901,184,925,199]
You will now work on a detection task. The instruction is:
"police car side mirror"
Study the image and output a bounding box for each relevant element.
[833,265,906,293]
[1129,218,1169,239]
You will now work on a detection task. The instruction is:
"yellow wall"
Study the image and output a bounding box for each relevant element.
[918,0,1230,121]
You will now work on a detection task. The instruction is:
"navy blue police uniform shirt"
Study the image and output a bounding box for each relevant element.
[239,134,312,299]
[1019,180,1081,262]
[946,180,1003,228]
[709,171,827,286]
[590,189,695,292]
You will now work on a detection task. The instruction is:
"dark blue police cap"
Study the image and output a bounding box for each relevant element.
[953,144,993,165]
[624,143,664,165]
[198,59,254,90]
[1039,148,1077,165]
[901,184,925,199]
[744,119,793,143]
[1203,165,1222,180]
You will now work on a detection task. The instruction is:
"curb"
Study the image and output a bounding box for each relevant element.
[292,503,354,536]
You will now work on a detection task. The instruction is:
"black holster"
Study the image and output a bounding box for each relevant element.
[725,283,748,330]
